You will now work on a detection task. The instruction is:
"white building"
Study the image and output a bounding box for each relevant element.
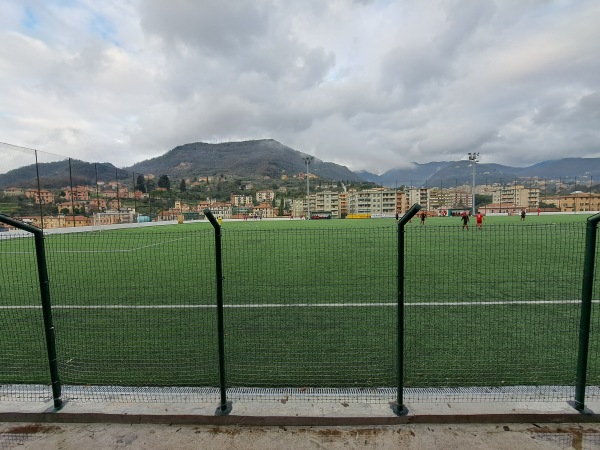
[256,190,275,203]
[347,189,398,216]
[492,185,540,209]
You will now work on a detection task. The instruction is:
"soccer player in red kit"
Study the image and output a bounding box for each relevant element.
[475,212,483,230]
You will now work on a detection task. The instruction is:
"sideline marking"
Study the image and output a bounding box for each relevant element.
[0,300,592,309]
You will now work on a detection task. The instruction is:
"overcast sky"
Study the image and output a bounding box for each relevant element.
[1,0,599,175]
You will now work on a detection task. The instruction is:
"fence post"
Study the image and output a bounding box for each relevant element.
[574,211,600,412]
[0,214,63,410]
[204,209,232,416]
[391,204,421,416]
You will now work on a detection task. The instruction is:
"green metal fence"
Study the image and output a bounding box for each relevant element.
[2,211,600,414]
[404,220,587,404]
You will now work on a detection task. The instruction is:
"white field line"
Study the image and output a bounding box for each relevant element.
[0,236,189,255]
[0,300,595,309]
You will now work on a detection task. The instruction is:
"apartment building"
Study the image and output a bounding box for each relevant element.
[63,186,90,201]
[338,192,348,217]
[230,194,253,206]
[102,186,130,199]
[256,190,275,203]
[492,185,540,209]
[92,212,135,226]
[558,192,600,212]
[174,201,192,212]
[133,190,149,199]
[43,215,90,228]
[209,202,233,219]
[406,188,431,211]
[291,198,307,218]
[314,191,340,218]
[56,201,87,213]
[347,188,398,216]
[290,189,404,218]
[88,198,107,211]
[3,187,24,197]
[428,187,472,210]
[24,189,54,204]
[254,202,275,218]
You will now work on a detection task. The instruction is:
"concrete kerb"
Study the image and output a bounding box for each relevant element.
[2,400,600,426]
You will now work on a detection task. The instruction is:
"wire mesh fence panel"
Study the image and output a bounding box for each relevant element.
[0,142,39,179]
[221,225,398,403]
[5,216,600,406]
[0,143,204,229]
[583,229,600,401]
[0,231,53,401]
[44,226,221,402]
[404,222,586,402]
[0,145,70,227]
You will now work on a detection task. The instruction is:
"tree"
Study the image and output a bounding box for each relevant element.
[146,178,156,192]
[157,175,171,190]
[179,179,187,192]
[136,174,146,193]
[278,197,285,216]
[475,194,492,209]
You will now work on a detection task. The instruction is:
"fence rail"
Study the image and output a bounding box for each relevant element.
[1,210,600,416]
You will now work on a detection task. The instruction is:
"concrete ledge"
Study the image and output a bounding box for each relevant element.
[2,400,600,426]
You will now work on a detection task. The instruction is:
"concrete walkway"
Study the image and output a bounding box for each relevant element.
[2,399,600,449]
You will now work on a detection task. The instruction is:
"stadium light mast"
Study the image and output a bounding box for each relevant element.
[303,156,314,219]
[468,152,479,216]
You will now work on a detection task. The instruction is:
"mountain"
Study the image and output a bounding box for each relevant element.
[512,158,600,179]
[125,139,361,181]
[0,139,361,189]
[360,162,452,187]
[418,161,521,188]
[0,159,125,189]
[366,158,600,188]
[2,138,600,189]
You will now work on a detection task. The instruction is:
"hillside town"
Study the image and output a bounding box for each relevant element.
[2,171,599,229]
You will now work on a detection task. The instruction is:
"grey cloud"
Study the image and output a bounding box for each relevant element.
[579,92,600,121]
[436,1,496,54]
[139,0,270,57]
[379,45,448,96]
[378,1,494,96]
[235,37,335,88]
[2,1,600,174]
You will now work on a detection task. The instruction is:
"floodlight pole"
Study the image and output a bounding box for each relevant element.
[303,156,314,219]
[468,153,479,216]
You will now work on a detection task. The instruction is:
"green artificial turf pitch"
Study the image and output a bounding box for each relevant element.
[2,213,600,399]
